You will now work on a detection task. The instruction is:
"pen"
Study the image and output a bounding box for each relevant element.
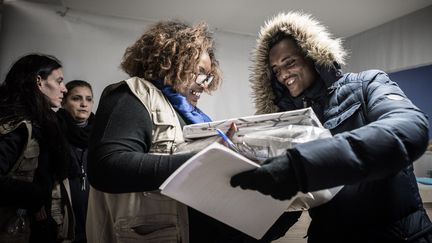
[215,128,240,153]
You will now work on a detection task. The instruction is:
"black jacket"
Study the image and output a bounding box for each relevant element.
[250,12,431,242]
[0,122,60,242]
[57,108,95,242]
[295,70,431,242]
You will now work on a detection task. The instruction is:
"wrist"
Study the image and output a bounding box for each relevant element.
[263,154,295,183]
[287,149,308,193]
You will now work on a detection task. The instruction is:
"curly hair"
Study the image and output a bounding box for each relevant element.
[121,20,222,93]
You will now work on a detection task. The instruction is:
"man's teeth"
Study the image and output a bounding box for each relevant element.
[287,78,295,85]
[192,91,201,97]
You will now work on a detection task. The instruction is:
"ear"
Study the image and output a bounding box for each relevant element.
[36,75,43,90]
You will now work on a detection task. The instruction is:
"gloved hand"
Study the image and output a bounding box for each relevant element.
[230,152,299,200]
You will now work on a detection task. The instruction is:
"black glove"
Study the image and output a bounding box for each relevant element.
[230,152,299,200]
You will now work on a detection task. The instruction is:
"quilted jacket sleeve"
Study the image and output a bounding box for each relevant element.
[291,71,429,192]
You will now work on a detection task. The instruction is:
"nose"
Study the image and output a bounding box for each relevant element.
[61,83,67,93]
[80,101,88,107]
[278,68,290,83]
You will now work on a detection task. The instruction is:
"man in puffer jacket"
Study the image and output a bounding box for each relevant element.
[230,11,432,242]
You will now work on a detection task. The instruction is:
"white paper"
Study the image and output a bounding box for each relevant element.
[160,142,293,239]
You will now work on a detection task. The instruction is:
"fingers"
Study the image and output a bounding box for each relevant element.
[271,184,298,200]
[231,168,273,196]
[272,192,295,200]
[226,122,238,139]
[34,206,47,221]
[230,169,256,188]
[216,137,225,145]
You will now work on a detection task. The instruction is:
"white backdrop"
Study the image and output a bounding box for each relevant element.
[2,1,431,121]
[0,0,256,121]
[0,0,3,31]
[344,5,432,73]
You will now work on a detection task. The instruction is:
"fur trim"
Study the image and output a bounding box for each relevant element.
[251,11,347,114]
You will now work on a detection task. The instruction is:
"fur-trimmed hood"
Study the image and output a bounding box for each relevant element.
[251,11,347,114]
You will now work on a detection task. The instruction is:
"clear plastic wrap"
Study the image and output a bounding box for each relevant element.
[176,108,343,211]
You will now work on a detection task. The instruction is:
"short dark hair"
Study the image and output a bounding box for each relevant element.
[268,31,307,57]
[65,80,93,99]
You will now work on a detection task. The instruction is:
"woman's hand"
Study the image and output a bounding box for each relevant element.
[226,122,238,140]
[218,122,238,148]
[33,206,47,221]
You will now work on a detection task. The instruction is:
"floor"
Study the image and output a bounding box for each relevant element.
[273,212,310,243]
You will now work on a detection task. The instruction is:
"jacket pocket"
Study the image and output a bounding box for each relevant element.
[323,102,361,130]
[114,215,178,243]
[11,139,39,182]
[19,139,39,171]
[151,111,176,141]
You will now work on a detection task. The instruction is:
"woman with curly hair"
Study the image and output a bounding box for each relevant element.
[86,20,266,243]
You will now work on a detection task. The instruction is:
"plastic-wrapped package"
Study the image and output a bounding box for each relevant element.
[176,108,343,211]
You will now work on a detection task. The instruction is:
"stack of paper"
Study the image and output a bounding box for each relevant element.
[160,142,293,239]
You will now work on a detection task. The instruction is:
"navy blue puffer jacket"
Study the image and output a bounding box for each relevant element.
[250,12,431,242]
[290,70,431,242]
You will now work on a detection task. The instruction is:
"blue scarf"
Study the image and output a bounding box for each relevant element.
[152,80,212,124]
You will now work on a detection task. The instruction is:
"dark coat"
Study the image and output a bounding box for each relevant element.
[250,12,431,242]
[294,70,431,242]
[57,108,93,243]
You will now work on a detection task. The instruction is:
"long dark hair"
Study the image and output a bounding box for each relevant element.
[0,54,61,124]
[0,54,70,180]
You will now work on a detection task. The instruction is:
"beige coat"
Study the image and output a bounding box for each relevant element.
[86,77,189,243]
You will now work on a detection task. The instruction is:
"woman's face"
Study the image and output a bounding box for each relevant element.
[63,86,93,122]
[37,68,67,108]
[179,51,212,107]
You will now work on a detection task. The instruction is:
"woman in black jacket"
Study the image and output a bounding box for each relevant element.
[57,80,94,243]
[0,54,72,242]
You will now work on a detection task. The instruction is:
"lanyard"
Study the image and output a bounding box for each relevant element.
[73,148,87,191]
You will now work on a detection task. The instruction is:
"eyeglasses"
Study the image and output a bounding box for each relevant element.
[195,73,214,86]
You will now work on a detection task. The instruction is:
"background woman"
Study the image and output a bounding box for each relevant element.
[0,54,73,242]
[57,80,94,243]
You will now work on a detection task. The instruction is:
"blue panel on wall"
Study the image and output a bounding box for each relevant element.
[389,64,432,138]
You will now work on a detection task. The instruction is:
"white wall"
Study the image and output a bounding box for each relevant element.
[344,5,432,73]
[5,1,430,121]
[0,0,3,30]
[0,0,256,121]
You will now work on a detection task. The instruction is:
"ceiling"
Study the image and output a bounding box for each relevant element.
[23,0,432,37]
